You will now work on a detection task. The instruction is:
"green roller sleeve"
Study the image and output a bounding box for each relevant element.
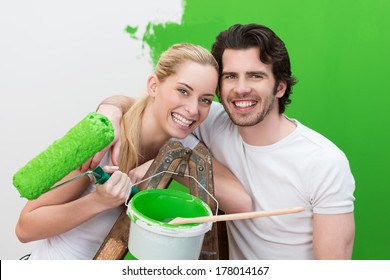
[13,112,114,200]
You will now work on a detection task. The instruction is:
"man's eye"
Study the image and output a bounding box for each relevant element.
[251,74,263,79]
[223,75,235,79]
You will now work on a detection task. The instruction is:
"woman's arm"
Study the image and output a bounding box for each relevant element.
[15,168,131,242]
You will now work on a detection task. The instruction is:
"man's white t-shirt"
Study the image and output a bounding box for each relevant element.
[193,102,355,259]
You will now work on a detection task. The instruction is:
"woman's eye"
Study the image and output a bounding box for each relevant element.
[178,88,189,95]
[200,98,212,105]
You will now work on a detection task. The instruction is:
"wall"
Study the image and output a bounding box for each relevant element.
[1,0,389,260]
[0,0,183,260]
[140,0,390,260]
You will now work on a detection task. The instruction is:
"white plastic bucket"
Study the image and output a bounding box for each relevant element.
[127,188,212,260]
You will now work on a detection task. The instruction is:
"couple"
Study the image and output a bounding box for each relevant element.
[17,23,355,260]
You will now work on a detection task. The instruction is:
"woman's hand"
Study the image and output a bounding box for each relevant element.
[93,166,132,208]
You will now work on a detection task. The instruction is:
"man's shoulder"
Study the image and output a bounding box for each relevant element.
[294,120,350,164]
[209,101,226,115]
[203,101,230,127]
[195,102,234,144]
[296,120,340,150]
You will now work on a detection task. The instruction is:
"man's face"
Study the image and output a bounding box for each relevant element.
[219,48,285,127]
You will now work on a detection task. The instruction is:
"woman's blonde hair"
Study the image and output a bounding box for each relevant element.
[118,43,219,173]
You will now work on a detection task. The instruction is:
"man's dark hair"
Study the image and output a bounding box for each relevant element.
[211,23,297,113]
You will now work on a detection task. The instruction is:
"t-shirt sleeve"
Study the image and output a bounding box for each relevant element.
[309,148,356,214]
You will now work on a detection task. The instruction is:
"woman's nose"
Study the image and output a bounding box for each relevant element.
[184,99,198,116]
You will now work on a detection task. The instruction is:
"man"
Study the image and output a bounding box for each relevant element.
[91,24,355,259]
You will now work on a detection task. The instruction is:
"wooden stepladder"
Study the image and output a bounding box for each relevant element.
[93,140,228,260]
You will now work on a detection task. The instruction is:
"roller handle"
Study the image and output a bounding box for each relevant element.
[93,166,139,198]
[93,166,111,184]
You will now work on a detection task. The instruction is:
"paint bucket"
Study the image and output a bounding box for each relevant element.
[126,188,212,260]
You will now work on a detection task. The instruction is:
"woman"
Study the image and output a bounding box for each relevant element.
[16,43,252,260]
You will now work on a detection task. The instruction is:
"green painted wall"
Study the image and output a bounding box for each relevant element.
[130,0,390,259]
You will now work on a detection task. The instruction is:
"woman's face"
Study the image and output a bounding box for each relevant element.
[149,61,218,139]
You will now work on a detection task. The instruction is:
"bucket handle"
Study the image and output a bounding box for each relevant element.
[124,170,219,216]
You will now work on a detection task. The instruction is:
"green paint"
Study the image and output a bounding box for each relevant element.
[125,189,211,260]
[132,0,390,259]
[125,25,138,39]
[128,188,210,228]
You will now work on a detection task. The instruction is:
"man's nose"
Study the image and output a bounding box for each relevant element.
[235,78,251,94]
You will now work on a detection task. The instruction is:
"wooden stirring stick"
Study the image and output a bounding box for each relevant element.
[168,206,305,225]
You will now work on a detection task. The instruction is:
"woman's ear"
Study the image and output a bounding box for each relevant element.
[147,74,158,97]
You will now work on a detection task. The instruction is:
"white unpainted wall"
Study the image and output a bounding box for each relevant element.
[0,0,183,260]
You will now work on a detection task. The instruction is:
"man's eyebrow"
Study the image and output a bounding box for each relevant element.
[221,71,236,76]
[177,82,193,91]
[246,71,268,76]
[221,71,269,76]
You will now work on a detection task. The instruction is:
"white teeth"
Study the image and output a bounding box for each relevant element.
[172,113,193,127]
[234,101,256,108]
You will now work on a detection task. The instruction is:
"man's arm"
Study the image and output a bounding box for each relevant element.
[97,95,135,115]
[212,158,253,214]
[313,212,355,259]
[80,95,136,172]
[173,157,253,214]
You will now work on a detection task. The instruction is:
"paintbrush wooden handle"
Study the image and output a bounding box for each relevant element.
[169,206,305,225]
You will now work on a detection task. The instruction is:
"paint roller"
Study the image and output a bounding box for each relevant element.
[13,112,114,200]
